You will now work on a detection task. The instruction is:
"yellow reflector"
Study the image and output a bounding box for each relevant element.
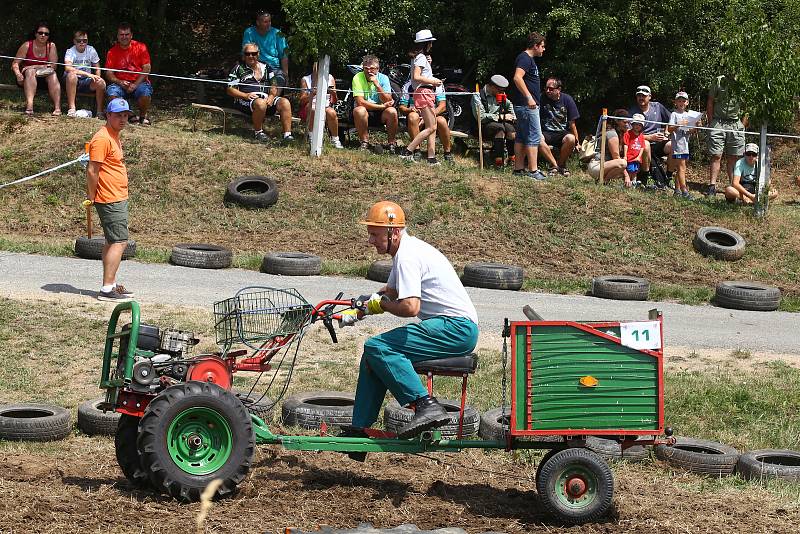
[579,375,599,387]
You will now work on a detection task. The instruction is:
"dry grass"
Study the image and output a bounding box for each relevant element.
[1,100,799,308]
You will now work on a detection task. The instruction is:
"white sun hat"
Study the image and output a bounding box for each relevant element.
[414,29,436,43]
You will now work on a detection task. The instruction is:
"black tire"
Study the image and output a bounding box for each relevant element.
[261,252,322,276]
[74,236,136,260]
[170,243,233,269]
[449,93,475,134]
[693,226,745,261]
[233,389,275,417]
[536,448,615,524]
[77,397,120,436]
[0,403,71,441]
[115,414,152,489]
[281,390,355,429]
[383,399,480,439]
[654,437,739,476]
[535,449,560,483]
[462,262,524,291]
[224,175,278,209]
[737,449,800,482]
[366,259,393,283]
[586,436,650,463]
[479,406,510,440]
[444,98,455,131]
[713,281,782,312]
[137,382,255,501]
[591,275,650,301]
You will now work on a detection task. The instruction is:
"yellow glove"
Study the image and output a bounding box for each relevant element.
[365,293,385,315]
[338,309,360,328]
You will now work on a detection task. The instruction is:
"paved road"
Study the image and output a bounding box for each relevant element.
[1,251,797,353]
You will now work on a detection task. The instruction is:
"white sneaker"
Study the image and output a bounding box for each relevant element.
[330,136,343,149]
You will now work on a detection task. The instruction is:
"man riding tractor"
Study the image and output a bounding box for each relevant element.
[340,201,479,451]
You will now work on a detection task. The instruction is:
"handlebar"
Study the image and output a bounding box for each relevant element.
[310,293,367,344]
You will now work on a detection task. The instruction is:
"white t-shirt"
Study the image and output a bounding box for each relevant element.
[302,73,335,109]
[64,45,100,74]
[387,234,478,323]
[411,53,433,90]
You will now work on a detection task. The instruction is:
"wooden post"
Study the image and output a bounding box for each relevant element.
[310,54,331,157]
[598,108,608,184]
[754,123,769,217]
[476,83,483,171]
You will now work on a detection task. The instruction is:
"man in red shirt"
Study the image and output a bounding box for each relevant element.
[105,22,153,125]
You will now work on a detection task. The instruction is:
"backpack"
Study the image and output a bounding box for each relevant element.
[648,156,671,188]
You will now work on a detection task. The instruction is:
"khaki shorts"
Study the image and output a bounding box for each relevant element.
[95,200,129,243]
[707,119,745,156]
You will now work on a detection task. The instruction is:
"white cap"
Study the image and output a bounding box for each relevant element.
[414,29,436,43]
[636,85,652,96]
[675,91,689,100]
[631,113,646,126]
[744,143,759,155]
[490,74,509,88]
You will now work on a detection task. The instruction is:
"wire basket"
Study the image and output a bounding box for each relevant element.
[213,287,313,349]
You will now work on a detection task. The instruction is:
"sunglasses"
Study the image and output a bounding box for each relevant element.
[75,38,88,43]
[243,52,259,57]
[745,152,757,157]
[545,86,558,91]
[37,31,50,36]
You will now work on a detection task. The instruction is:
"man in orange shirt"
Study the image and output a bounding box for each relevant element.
[86,98,134,302]
[105,22,153,125]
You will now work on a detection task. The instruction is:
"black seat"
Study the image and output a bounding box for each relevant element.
[413,354,478,374]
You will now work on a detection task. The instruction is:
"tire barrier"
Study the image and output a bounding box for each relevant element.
[170,243,233,269]
[654,437,739,476]
[261,252,322,276]
[383,399,479,439]
[737,449,800,482]
[0,403,71,441]
[586,436,650,463]
[693,226,746,261]
[75,236,136,260]
[224,175,278,209]
[713,281,782,311]
[77,397,120,436]
[591,275,650,301]
[366,259,393,283]
[461,262,524,291]
[281,390,355,429]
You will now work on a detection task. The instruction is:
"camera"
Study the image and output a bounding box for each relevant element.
[495,92,507,104]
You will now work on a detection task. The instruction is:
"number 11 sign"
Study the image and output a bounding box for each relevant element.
[619,321,662,350]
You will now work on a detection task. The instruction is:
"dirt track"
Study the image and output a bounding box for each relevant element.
[1,439,798,534]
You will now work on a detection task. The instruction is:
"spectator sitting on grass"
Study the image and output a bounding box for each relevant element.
[227,43,294,143]
[105,22,153,125]
[64,30,106,118]
[299,62,343,149]
[11,21,61,116]
[472,74,516,167]
[723,143,778,204]
[587,109,628,185]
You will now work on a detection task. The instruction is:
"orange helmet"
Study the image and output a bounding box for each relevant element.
[359,201,406,227]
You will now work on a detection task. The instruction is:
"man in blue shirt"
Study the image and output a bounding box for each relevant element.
[628,85,673,180]
[510,32,547,181]
[242,11,288,88]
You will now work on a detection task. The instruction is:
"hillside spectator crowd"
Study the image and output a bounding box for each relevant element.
[8,16,785,202]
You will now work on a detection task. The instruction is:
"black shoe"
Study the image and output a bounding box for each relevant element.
[397,396,451,439]
[338,426,369,462]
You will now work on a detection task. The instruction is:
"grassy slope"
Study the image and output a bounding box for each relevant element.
[1,99,799,307]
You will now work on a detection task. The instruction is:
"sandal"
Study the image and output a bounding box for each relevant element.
[547,167,559,176]
[139,117,151,126]
[128,114,140,123]
[23,109,33,116]
[559,167,571,177]
[52,109,62,116]
[67,109,77,117]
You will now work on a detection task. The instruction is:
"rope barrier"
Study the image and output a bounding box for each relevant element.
[603,113,800,141]
[0,153,88,190]
[0,54,478,96]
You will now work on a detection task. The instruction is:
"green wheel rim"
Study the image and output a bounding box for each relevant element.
[166,407,233,476]
[554,463,598,509]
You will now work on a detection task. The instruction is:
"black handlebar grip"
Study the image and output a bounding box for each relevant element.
[325,317,338,343]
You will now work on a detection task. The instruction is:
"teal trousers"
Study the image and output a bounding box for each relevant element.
[352,316,479,428]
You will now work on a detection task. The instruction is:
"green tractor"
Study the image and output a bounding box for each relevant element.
[99,286,672,523]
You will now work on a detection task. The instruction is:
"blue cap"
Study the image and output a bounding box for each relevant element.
[106,98,131,114]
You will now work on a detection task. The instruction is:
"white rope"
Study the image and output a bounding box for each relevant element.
[0,54,478,96]
[0,154,89,190]
[604,113,800,141]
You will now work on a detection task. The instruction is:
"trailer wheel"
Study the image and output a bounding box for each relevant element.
[536,448,614,524]
[115,414,152,489]
[137,382,255,502]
